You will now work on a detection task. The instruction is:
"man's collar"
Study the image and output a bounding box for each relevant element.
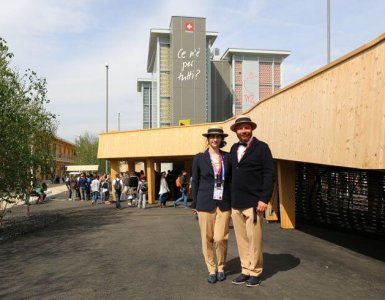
[238,137,253,147]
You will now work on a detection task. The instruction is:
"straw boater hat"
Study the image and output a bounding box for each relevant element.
[202,126,229,137]
[230,115,257,132]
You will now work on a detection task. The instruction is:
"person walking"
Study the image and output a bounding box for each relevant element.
[90,175,100,204]
[65,175,72,200]
[229,116,275,287]
[70,176,78,201]
[128,172,139,206]
[191,126,232,284]
[158,172,169,208]
[174,170,189,208]
[122,172,130,200]
[137,176,148,209]
[78,173,87,201]
[113,175,123,209]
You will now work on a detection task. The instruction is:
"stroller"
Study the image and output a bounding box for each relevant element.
[100,181,110,202]
[127,187,138,206]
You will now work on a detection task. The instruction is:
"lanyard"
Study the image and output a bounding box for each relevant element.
[209,152,225,182]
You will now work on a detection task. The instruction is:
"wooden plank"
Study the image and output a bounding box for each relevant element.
[110,160,119,201]
[277,160,296,229]
[146,159,155,204]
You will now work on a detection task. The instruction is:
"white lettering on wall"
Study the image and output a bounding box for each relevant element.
[177,47,201,81]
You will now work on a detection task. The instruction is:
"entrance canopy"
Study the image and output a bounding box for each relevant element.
[66,165,99,172]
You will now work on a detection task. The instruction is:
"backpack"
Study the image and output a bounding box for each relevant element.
[181,175,188,188]
[70,180,77,189]
[140,181,148,192]
[102,181,108,189]
[114,179,121,190]
[175,177,181,188]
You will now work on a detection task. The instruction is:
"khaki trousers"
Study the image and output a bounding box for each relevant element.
[231,207,263,277]
[197,207,231,275]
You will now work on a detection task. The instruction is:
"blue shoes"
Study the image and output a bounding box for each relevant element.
[207,272,226,284]
[207,274,217,284]
[216,272,226,281]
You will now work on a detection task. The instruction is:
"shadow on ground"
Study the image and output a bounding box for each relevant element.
[296,223,385,262]
[226,252,300,280]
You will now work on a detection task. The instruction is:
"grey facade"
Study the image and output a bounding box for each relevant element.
[137,16,290,129]
[137,79,153,129]
[170,17,207,125]
[210,60,232,122]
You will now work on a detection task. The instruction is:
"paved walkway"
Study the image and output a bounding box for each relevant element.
[0,185,384,299]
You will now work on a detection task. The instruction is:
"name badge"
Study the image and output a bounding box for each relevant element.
[213,183,224,201]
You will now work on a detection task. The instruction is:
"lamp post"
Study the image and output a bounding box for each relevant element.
[117,112,120,131]
[105,64,109,174]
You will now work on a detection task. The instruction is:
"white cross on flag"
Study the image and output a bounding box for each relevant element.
[184,22,194,32]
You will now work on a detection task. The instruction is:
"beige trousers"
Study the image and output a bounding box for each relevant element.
[197,207,231,275]
[231,207,263,277]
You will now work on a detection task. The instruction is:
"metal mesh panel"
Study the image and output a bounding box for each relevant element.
[295,163,385,237]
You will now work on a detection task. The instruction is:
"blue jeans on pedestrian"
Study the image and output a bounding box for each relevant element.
[174,189,187,208]
[115,191,121,208]
[79,186,86,200]
[92,191,99,203]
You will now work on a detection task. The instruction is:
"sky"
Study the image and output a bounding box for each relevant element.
[1,0,385,143]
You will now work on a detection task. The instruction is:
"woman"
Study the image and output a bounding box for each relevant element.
[137,176,148,209]
[158,172,170,208]
[191,126,231,284]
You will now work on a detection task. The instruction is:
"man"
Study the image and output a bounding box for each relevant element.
[78,173,87,201]
[230,115,275,287]
[122,172,130,200]
[128,172,139,206]
[65,175,72,200]
[174,170,189,208]
[113,174,123,209]
[90,175,100,205]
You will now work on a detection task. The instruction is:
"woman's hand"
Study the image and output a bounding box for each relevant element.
[191,209,198,215]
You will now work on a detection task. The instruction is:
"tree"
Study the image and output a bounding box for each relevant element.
[0,37,57,218]
[74,132,106,172]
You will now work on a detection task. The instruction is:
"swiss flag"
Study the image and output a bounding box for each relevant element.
[184,21,194,32]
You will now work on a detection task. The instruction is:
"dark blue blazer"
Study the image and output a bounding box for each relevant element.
[191,149,231,212]
[230,137,275,209]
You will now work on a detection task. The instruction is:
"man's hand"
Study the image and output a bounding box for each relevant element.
[192,209,198,215]
[257,201,268,212]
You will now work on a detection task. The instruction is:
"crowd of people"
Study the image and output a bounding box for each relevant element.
[63,169,191,210]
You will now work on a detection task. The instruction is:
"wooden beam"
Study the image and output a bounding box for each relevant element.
[110,160,119,201]
[277,160,296,229]
[146,159,155,204]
